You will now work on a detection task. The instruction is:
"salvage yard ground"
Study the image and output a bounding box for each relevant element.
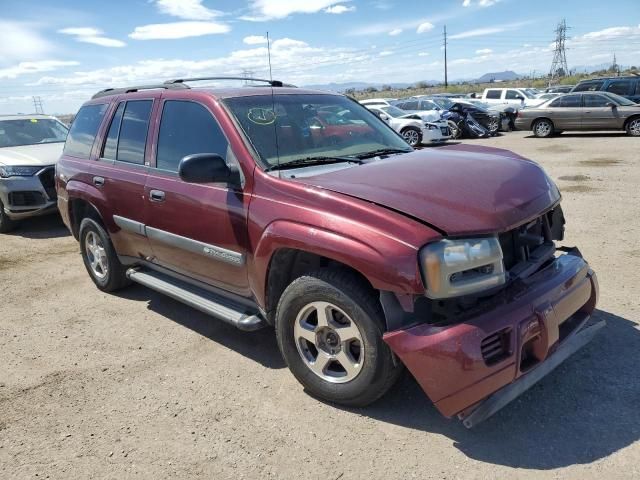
[1,131,639,479]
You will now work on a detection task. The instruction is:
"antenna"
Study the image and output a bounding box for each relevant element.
[266,32,281,174]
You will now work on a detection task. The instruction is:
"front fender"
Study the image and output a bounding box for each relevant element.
[250,219,424,308]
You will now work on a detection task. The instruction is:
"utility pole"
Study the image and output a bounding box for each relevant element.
[443,25,448,89]
[32,96,44,114]
[549,18,569,86]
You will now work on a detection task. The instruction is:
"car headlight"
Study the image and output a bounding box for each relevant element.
[0,166,41,178]
[419,237,506,299]
[424,123,439,130]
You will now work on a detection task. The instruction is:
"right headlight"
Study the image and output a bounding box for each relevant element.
[419,237,506,299]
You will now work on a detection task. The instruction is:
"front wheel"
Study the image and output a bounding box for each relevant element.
[0,200,16,233]
[401,127,422,147]
[447,120,462,139]
[275,270,402,407]
[626,117,640,136]
[533,118,554,138]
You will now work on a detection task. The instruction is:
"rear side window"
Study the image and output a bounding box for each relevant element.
[116,100,153,165]
[549,94,582,107]
[102,102,125,159]
[64,104,108,159]
[605,80,632,96]
[156,101,229,172]
[573,81,604,92]
[485,90,501,99]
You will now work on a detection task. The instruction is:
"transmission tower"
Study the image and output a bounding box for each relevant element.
[549,19,569,84]
[241,68,255,85]
[32,96,44,114]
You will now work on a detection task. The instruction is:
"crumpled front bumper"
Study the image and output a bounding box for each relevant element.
[383,251,600,426]
[0,173,57,220]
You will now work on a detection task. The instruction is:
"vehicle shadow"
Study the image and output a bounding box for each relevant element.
[4,214,70,239]
[524,132,628,139]
[116,284,286,370]
[337,309,639,469]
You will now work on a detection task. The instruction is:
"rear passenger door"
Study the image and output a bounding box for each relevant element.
[93,97,156,260]
[143,99,251,296]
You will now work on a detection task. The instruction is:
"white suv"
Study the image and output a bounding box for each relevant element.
[481,88,542,109]
[0,114,68,232]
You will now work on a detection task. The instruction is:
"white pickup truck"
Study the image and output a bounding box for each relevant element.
[480,88,542,109]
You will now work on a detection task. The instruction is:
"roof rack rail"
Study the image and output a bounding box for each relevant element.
[91,83,189,99]
[164,76,288,88]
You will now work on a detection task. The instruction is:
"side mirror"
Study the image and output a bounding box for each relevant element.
[379,113,390,121]
[515,95,524,101]
[606,102,617,109]
[178,153,239,185]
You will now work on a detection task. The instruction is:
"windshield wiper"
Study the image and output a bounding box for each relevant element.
[353,148,412,160]
[265,156,362,172]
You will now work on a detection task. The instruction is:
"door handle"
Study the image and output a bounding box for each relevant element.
[93,176,105,187]
[149,190,165,202]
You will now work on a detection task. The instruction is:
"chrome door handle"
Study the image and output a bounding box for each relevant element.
[93,176,105,187]
[149,190,165,202]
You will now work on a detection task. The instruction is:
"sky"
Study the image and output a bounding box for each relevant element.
[1,0,639,114]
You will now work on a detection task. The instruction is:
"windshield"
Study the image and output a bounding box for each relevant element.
[0,118,68,148]
[602,92,636,106]
[224,94,411,168]
[379,105,407,118]
[431,97,454,109]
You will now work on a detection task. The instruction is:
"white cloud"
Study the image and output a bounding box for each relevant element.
[325,4,355,14]
[129,21,231,40]
[0,21,53,64]
[389,28,402,36]
[59,27,126,48]
[379,50,393,56]
[243,35,268,45]
[580,24,640,40]
[349,13,452,36]
[0,60,79,79]
[242,0,352,21]
[449,21,529,39]
[154,0,222,20]
[463,0,501,6]
[416,22,434,34]
[418,52,430,57]
[475,48,492,54]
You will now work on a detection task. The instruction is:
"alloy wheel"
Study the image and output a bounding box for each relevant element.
[535,120,552,137]
[85,231,108,279]
[629,119,640,136]
[294,301,365,384]
[402,129,420,146]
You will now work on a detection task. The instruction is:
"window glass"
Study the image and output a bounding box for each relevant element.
[550,94,582,108]
[505,90,523,100]
[401,101,419,110]
[156,101,229,172]
[573,81,604,92]
[606,80,632,96]
[485,90,501,99]
[102,102,125,159]
[63,104,108,158]
[419,100,438,110]
[0,118,68,148]
[583,94,609,107]
[117,100,152,165]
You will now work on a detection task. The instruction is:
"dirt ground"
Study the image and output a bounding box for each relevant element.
[1,131,639,479]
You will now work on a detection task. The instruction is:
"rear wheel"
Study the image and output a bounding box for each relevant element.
[626,117,640,136]
[275,269,402,407]
[0,200,16,233]
[79,217,130,292]
[401,127,422,147]
[533,118,554,138]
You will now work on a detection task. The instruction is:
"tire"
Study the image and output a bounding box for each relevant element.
[486,116,500,134]
[79,217,130,292]
[400,127,422,147]
[626,117,640,136]
[533,118,554,138]
[447,120,462,139]
[0,199,16,233]
[275,269,402,407]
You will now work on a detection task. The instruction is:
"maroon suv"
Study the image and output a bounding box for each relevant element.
[56,77,602,427]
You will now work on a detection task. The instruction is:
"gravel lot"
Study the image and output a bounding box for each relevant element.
[1,131,638,479]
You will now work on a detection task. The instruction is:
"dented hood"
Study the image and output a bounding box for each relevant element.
[300,144,560,236]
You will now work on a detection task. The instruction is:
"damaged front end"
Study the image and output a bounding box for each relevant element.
[382,205,602,427]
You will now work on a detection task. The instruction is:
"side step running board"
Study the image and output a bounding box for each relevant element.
[127,268,265,331]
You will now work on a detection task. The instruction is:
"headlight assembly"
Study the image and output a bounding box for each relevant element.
[0,166,41,178]
[420,237,506,299]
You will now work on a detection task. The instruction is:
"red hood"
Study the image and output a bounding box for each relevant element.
[298,144,560,236]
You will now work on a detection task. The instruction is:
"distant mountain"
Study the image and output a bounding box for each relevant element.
[475,71,522,83]
[302,81,414,92]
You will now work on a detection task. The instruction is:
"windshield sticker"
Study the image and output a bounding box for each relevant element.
[30,119,38,123]
[247,108,276,125]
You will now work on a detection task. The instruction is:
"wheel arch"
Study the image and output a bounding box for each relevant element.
[623,114,640,130]
[68,197,106,240]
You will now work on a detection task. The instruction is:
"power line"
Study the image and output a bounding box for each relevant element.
[443,25,448,88]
